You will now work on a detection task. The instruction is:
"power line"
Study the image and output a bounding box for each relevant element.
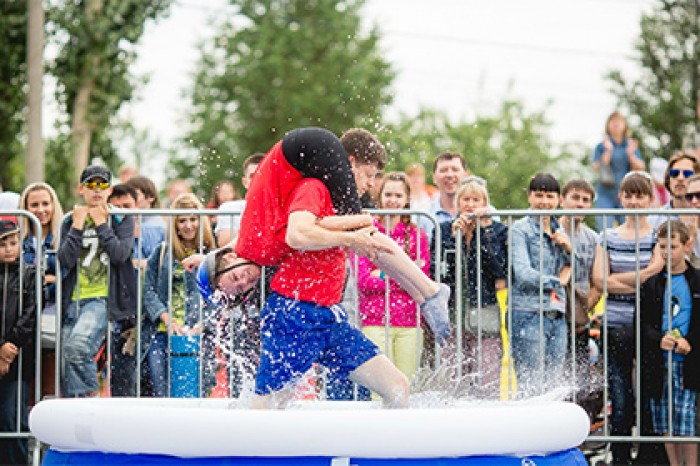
[382,29,635,60]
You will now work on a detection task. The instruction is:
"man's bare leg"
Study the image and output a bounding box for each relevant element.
[348,354,410,408]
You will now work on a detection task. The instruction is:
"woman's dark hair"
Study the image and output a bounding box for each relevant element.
[528,173,560,194]
[619,171,653,197]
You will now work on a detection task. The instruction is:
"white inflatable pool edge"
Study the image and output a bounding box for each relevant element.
[30,398,590,459]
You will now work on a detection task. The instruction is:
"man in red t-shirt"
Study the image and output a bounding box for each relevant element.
[252,175,411,408]
[197,129,450,405]
[221,128,449,340]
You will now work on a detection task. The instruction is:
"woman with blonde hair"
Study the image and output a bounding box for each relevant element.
[19,182,64,397]
[434,177,508,397]
[19,182,64,277]
[142,193,216,397]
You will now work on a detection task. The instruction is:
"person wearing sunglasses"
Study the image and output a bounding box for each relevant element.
[677,173,700,268]
[648,151,700,232]
[57,165,137,398]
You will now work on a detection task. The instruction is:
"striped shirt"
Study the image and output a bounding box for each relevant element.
[598,228,656,328]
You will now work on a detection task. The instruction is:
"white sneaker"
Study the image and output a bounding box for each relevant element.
[420,283,451,344]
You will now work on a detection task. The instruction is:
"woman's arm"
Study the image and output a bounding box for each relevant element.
[142,244,168,323]
[591,243,663,294]
[316,214,374,231]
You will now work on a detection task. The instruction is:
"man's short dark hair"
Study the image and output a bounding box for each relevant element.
[432,152,467,174]
[108,184,138,203]
[340,128,387,169]
[562,179,595,200]
[126,175,160,207]
[243,153,265,172]
[528,173,560,194]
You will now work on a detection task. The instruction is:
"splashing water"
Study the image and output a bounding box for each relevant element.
[205,301,602,412]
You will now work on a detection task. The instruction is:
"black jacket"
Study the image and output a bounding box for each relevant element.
[58,212,136,323]
[640,264,700,398]
[0,261,38,381]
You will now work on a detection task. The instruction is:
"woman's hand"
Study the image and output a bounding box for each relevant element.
[602,135,613,153]
[182,254,205,272]
[0,342,18,364]
[626,138,639,160]
[452,214,474,237]
[558,265,571,287]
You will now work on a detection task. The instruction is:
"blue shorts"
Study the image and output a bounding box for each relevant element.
[255,292,380,395]
[650,361,697,436]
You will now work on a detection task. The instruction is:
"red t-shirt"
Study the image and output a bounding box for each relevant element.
[270,179,347,306]
[235,141,301,265]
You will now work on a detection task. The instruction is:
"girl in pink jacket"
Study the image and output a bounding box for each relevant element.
[355,172,430,384]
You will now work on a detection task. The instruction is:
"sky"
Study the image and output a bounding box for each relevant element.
[115,0,657,182]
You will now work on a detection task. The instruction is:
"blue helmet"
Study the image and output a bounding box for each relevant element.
[196,249,221,304]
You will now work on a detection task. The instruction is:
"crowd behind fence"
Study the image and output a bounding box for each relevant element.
[2,207,700,465]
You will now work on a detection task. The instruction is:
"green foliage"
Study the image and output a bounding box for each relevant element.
[607,0,700,158]
[383,102,581,209]
[46,0,172,202]
[178,0,395,196]
[0,1,28,192]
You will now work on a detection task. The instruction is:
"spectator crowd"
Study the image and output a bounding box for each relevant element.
[2,106,700,465]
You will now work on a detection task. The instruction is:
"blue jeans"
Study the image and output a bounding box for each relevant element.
[510,309,567,397]
[61,298,108,397]
[0,378,30,465]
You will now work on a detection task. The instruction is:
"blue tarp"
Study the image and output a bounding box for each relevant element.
[43,448,587,465]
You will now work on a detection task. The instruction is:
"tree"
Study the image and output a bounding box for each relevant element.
[607,0,700,158]
[177,0,394,197]
[383,102,582,210]
[47,0,172,202]
[0,1,28,192]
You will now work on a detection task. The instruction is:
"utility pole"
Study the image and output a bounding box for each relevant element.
[26,0,45,183]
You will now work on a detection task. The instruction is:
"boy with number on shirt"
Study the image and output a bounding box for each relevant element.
[58,165,136,397]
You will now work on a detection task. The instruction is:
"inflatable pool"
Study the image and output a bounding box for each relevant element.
[31,398,589,465]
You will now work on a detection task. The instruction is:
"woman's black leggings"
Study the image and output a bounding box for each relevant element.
[281,127,362,216]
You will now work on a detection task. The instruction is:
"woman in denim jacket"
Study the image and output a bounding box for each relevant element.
[143,194,215,397]
[510,173,572,397]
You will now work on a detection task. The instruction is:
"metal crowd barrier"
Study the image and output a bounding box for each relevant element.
[4,206,700,465]
[0,211,44,466]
